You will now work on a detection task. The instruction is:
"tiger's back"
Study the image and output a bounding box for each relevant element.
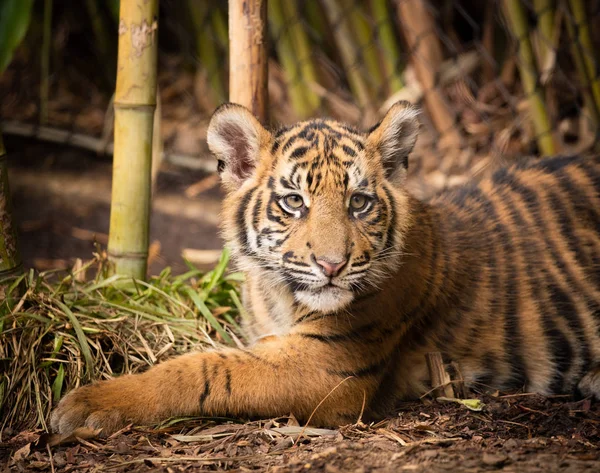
[385,155,600,403]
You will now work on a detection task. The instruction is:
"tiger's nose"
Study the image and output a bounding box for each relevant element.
[314,256,348,277]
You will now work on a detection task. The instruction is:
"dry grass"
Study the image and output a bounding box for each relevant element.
[0,248,244,437]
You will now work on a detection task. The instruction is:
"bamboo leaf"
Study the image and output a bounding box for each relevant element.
[0,0,34,74]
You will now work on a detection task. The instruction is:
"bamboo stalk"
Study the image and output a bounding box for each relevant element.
[503,0,556,156]
[270,0,306,117]
[343,0,383,97]
[108,0,159,278]
[281,0,320,115]
[189,0,226,105]
[566,0,600,126]
[321,0,377,121]
[40,0,52,126]
[396,0,462,148]
[371,0,404,94]
[270,0,319,118]
[212,7,229,48]
[84,0,116,85]
[229,0,269,122]
[533,0,555,68]
[0,130,22,280]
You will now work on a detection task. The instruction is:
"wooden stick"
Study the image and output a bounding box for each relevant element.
[1,120,217,173]
[108,0,159,278]
[228,0,268,123]
[396,0,462,149]
[426,352,455,398]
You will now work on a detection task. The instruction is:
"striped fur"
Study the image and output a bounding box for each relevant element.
[51,103,600,435]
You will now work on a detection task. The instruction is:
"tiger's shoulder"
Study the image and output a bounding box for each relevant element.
[433,155,600,211]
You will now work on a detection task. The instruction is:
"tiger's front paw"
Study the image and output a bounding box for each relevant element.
[50,379,138,436]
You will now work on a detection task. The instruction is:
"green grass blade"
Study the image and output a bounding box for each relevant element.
[52,364,65,402]
[184,287,233,346]
[55,301,94,378]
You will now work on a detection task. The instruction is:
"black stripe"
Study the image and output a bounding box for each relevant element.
[329,356,389,378]
[297,321,377,343]
[282,134,300,153]
[199,359,211,407]
[236,187,258,255]
[342,144,357,158]
[293,310,319,325]
[473,186,528,388]
[266,192,286,225]
[252,191,263,233]
[225,368,232,395]
[382,186,397,252]
[498,180,592,390]
[289,146,309,159]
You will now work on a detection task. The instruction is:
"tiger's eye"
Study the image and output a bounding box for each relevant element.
[350,194,369,211]
[284,194,305,209]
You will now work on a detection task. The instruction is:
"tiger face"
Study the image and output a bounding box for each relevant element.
[208,102,419,313]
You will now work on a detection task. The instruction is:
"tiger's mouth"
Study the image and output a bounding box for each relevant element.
[293,284,355,313]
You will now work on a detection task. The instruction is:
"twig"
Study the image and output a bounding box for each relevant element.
[297,376,354,444]
[1,120,217,173]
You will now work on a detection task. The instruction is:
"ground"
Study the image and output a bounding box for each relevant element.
[3,394,600,472]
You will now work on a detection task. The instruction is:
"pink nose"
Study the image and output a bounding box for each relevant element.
[315,257,348,277]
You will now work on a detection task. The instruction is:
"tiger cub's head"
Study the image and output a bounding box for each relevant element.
[207,102,419,313]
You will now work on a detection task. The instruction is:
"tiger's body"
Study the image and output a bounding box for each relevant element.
[51,103,600,435]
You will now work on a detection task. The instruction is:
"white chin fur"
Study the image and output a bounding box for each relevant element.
[295,287,354,313]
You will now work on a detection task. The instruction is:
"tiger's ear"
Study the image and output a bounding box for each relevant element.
[366,101,420,183]
[207,103,271,190]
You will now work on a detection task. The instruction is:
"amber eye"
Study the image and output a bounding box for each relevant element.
[282,194,305,211]
[350,193,370,212]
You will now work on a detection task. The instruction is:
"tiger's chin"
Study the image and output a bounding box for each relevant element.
[294,286,354,313]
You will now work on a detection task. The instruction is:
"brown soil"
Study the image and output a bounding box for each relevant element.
[3,394,599,472]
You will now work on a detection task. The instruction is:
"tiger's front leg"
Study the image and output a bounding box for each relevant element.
[50,334,380,435]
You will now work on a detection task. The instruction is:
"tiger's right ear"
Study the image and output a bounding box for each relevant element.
[207,103,271,190]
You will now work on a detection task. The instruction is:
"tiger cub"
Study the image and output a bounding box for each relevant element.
[51,102,600,435]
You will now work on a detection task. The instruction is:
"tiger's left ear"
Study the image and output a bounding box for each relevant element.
[366,101,420,183]
[207,103,272,191]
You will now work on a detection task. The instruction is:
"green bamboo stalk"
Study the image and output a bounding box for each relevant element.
[532,0,555,68]
[40,0,52,126]
[270,0,320,118]
[270,0,306,117]
[565,7,600,126]
[188,0,226,104]
[281,1,320,115]
[320,0,376,117]
[371,0,404,93]
[503,0,556,156]
[0,131,22,280]
[211,7,228,50]
[566,0,600,126]
[84,0,116,85]
[108,0,159,279]
[343,0,383,97]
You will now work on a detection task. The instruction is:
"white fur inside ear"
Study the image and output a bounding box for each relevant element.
[378,105,420,165]
[207,105,263,186]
